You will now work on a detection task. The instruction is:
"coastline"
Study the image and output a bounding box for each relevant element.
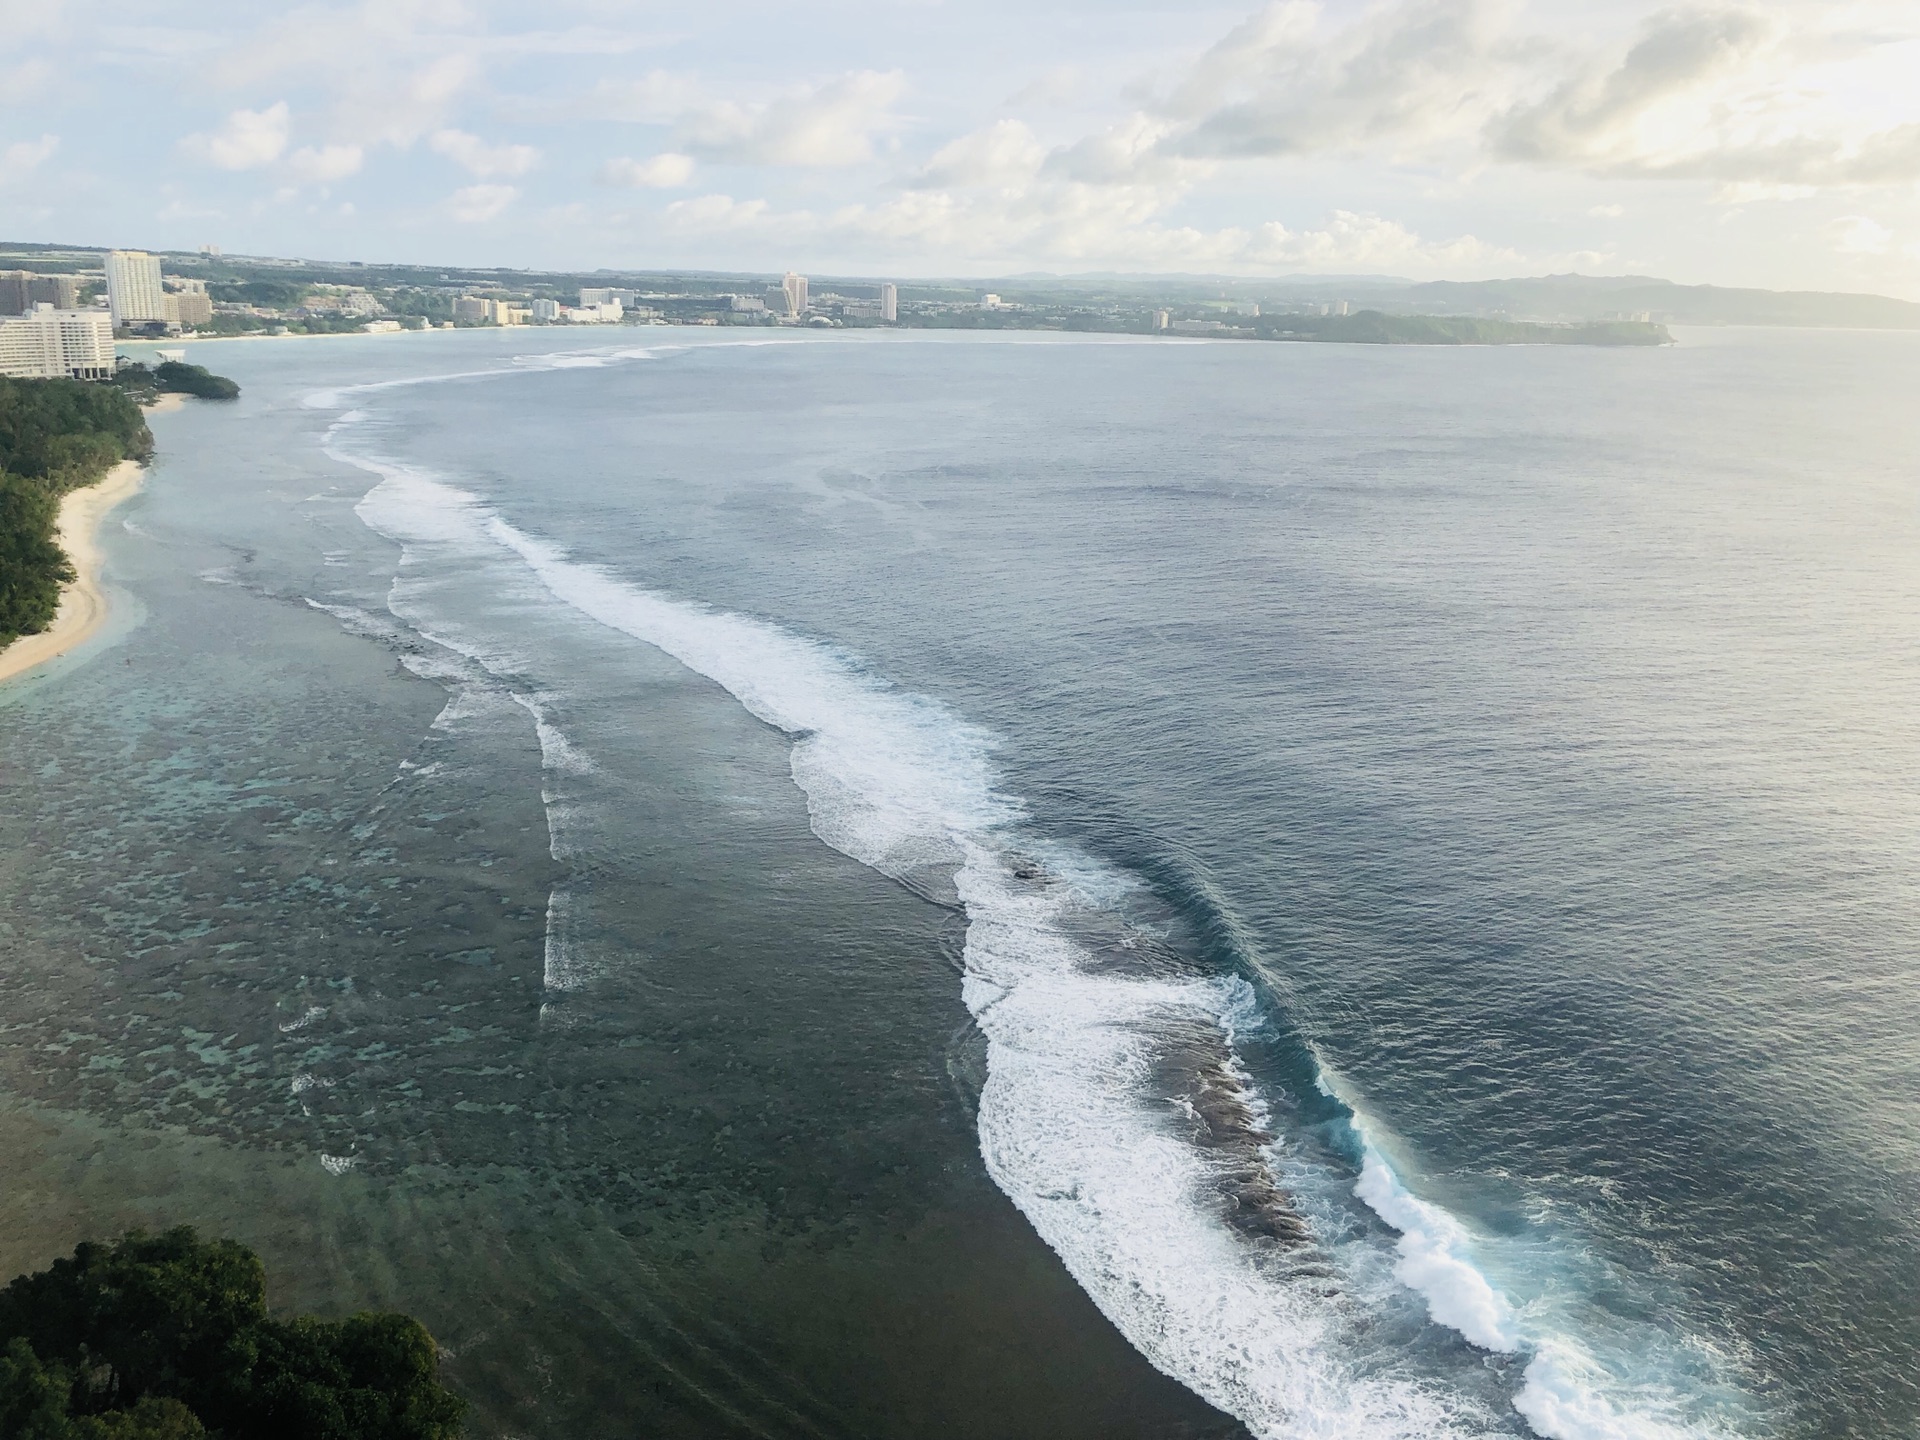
[0,456,148,686]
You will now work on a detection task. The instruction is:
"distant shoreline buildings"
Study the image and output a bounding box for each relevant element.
[440,273,899,329]
[0,305,115,380]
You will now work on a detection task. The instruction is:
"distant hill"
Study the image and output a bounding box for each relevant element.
[1396,274,1920,329]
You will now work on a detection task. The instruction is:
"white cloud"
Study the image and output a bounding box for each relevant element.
[1490,6,1920,186]
[1713,182,1816,204]
[1828,215,1893,254]
[579,69,708,124]
[1044,112,1187,184]
[600,152,696,188]
[664,193,772,230]
[1247,209,1511,269]
[156,197,226,222]
[676,71,907,167]
[1007,66,1083,110]
[1588,203,1624,217]
[339,54,477,148]
[183,102,290,170]
[447,182,516,222]
[1,58,56,103]
[430,128,539,177]
[0,133,58,182]
[1159,0,1519,162]
[911,121,1047,189]
[287,143,364,183]
[940,0,1920,203]
[658,164,1513,277]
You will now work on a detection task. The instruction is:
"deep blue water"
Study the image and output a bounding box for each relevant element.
[6,326,1918,1439]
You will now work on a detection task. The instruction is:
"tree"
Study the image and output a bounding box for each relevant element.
[0,1231,464,1440]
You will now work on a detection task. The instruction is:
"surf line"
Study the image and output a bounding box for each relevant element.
[316,389,1750,1440]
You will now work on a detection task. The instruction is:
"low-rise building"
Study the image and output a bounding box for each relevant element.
[164,280,214,328]
[0,306,116,379]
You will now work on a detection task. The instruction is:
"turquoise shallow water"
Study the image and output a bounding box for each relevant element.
[4,326,1919,1439]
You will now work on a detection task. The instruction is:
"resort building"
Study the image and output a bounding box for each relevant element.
[452,296,531,326]
[0,272,83,315]
[105,250,167,328]
[782,272,808,319]
[0,306,116,380]
[164,279,213,329]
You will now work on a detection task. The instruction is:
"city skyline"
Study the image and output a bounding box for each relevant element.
[2,1,1918,297]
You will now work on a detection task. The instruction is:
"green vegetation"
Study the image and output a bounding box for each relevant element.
[1255,310,1671,345]
[110,363,241,403]
[0,1229,465,1440]
[0,376,152,647]
[206,279,307,309]
[0,478,71,645]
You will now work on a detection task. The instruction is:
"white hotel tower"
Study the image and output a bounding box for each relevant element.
[105,250,167,328]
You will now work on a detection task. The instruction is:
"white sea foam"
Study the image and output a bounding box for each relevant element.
[278,1005,327,1034]
[1330,1078,1748,1440]
[1353,1147,1519,1352]
[339,458,1486,1438]
[325,413,1754,1440]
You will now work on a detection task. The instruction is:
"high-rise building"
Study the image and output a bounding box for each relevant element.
[782,271,808,319]
[4,273,86,314]
[0,307,116,380]
[532,298,562,321]
[29,275,81,309]
[105,250,167,328]
[878,282,897,323]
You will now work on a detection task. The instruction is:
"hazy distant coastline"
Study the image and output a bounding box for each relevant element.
[4,241,1911,347]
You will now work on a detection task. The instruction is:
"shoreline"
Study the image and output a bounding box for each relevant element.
[0,456,149,687]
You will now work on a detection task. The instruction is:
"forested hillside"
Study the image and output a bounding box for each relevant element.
[0,378,151,648]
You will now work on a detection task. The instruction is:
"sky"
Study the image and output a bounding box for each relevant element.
[3,0,1919,294]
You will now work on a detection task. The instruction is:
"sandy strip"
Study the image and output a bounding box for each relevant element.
[0,458,148,686]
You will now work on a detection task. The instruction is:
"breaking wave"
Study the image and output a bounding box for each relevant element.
[313,384,1763,1440]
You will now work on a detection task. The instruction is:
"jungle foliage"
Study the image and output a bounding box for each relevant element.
[0,1229,465,1440]
[0,376,152,648]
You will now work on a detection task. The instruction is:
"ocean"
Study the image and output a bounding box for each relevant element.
[2,325,1917,1440]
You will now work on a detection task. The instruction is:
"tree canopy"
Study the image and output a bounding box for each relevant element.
[0,376,154,648]
[0,377,151,490]
[0,1229,464,1440]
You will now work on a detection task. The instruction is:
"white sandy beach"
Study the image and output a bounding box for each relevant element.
[0,455,150,686]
